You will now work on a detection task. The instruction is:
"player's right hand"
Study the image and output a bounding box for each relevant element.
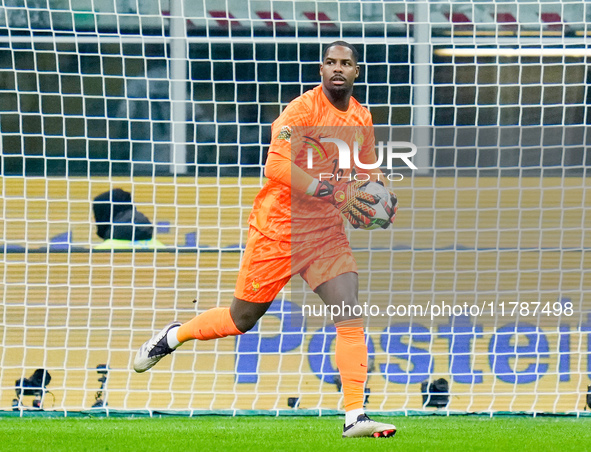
[312,180,378,228]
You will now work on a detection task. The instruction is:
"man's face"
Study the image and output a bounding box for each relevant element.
[320,46,359,96]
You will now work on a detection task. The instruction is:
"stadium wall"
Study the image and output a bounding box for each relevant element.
[2,176,590,413]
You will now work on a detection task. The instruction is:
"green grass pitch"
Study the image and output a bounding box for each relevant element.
[2,416,590,451]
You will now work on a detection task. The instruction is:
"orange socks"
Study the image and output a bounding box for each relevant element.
[335,319,368,411]
[175,310,366,412]
[176,307,243,343]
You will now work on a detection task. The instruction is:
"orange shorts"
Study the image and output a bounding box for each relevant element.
[234,225,357,303]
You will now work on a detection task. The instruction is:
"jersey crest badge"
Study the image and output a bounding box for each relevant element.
[251,280,260,292]
[277,125,292,142]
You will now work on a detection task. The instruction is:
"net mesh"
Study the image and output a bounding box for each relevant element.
[0,0,590,413]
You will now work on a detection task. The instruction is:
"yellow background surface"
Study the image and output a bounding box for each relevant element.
[1,176,590,412]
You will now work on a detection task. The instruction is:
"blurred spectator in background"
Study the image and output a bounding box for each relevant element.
[92,188,165,249]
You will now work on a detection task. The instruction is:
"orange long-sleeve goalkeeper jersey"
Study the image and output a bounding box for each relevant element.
[249,85,377,242]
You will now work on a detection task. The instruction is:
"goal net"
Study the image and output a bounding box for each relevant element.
[1,0,590,415]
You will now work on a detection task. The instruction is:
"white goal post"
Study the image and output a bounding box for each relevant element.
[1,0,590,415]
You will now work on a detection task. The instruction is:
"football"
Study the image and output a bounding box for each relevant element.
[357,181,393,230]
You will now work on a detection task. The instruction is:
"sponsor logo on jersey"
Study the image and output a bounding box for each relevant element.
[355,129,364,147]
[303,135,329,160]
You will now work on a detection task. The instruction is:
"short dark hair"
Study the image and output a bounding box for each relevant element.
[322,41,359,64]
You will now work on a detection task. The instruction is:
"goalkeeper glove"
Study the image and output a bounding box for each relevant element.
[375,181,398,228]
[311,179,378,228]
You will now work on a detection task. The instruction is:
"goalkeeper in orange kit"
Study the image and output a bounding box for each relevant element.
[134,41,398,438]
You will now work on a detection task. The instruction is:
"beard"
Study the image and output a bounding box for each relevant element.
[325,82,353,101]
